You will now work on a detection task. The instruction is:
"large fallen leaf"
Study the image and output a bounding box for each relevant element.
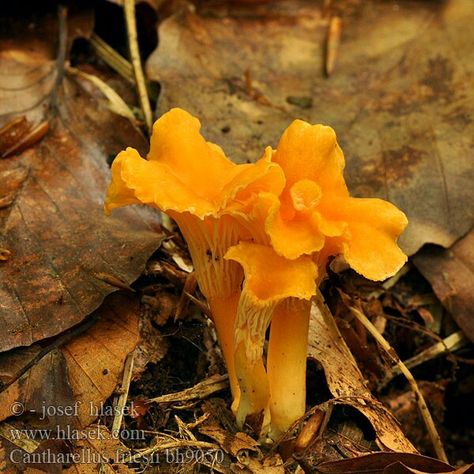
[308,302,416,453]
[315,452,470,474]
[0,346,77,430]
[413,229,474,342]
[0,8,162,352]
[62,292,140,427]
[148,0,474,255]
[0,292,140,429]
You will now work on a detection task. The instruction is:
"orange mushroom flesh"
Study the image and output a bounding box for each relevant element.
[104,108,285,405]
[225,242,317,431]
[267,119,408,277]
[264,119,408,437]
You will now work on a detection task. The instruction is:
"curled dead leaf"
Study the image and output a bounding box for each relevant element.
[307,302,416,453]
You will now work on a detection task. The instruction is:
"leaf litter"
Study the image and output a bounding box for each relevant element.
[0,4,163,352]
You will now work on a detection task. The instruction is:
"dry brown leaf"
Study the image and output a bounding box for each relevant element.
[315,452,470,474]
[0,292,140,431]
[413,229,474,342]
[199,423,284,474]
[0,347,77,430]
[62,293,140,427]
[0,163,28,208]
[308,303,416,453]
[231,454,285,474]
[199,424,260,459]
[0,7,163,352]
[148,0,474,256]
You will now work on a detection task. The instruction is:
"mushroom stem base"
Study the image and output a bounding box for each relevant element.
[208,293,241,408]
[267,298,311,438]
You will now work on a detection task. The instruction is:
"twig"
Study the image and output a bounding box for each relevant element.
[175,415,197,441]
[121,439,220,464]
[0,422,40,453]
[68,67,136,121]
[174,272,197,321]
[90,33,134,84]
[124,0,153,133]
[148,374,228,404]
[325,16,342,76]
[92,271,135,292]
[50,5,68,114]
[382,330,468,386]
[185,292,212,319]
[112,352,135,435]
[346,301,448,463]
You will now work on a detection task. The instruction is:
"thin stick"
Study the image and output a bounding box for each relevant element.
[0,422,40,453]
[68,67,136,121]
[174,272,197,321]
[382,330,468,386]
[50,5,68,114]
[148,374,228,404]
[123,0,153,133]
[325,16,341,76]
[112,352,135,435]
[122,439,220,464]
[90,33,134,84]
[345,301,448,463]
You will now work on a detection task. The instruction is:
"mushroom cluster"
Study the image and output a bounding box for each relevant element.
[105,108,407,439]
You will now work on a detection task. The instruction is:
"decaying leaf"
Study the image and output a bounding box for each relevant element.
[0,7,163,352]
[233,454,285,474]
[314,452,472,474]
[308,303,416,453]
[62,292,140,427]
[0,163,28,209]
[383,381,447,457]
[413,229,474,342]
[198,424,285,474]
[199,424,260,459]
[148,0,474,256]
[0,292,140,430]
[0,347,77,431]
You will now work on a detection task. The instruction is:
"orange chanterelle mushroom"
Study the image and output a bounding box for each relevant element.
[105,108,408,440]
[104,108,284,411]
[262,119,407,437]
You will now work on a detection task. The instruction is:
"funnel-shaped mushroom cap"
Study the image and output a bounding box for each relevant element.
[225,242,317,428]
[267,119,408,280]
[104,108,286,298]
[104,108,286,409]
[105,108,285,218]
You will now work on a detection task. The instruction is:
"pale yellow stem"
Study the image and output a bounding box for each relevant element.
[234,341,270,428]
[233,290,273,429]
[267,298,311,438]
[208,293,241,407]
